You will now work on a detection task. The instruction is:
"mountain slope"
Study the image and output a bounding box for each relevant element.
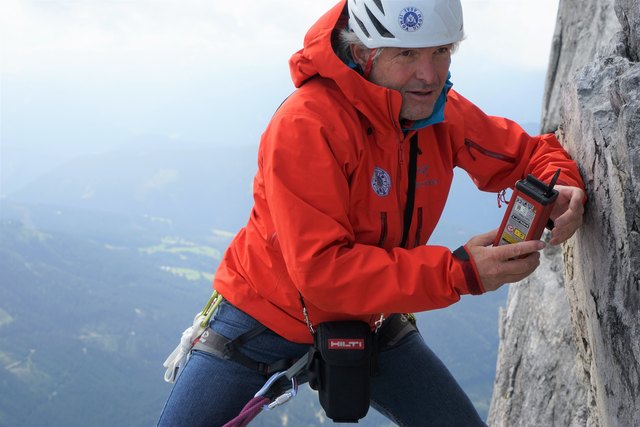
[0,214,219,426]
[8,145,259,233]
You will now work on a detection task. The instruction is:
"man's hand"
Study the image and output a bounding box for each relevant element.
[549,185,585,245]
[465,230,545,292]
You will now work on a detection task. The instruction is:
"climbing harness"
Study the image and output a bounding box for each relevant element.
[162,290,223,383]
[220,311,416,425]
[163,291,418,426]
[162,290,307,425]
[192,324,296,378]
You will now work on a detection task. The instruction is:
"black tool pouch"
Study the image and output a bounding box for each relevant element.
[307,321,374,423]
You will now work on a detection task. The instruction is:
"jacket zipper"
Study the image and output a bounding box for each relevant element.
[398,128,413,166]
[400,134,419,248]
[377,212,388,247]
[414,207,423,248]
[464,139,517,163]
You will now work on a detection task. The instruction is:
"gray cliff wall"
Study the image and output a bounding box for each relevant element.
[541,0,619,132]
[489,240,590,426]
[489,0,640,426]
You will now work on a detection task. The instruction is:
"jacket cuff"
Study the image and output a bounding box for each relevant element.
[452,245,485,295]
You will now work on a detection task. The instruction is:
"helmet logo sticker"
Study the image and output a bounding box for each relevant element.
[371,167,391,197]
[398,7,423,32]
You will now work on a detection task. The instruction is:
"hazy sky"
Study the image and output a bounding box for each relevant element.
[1,0,560,192]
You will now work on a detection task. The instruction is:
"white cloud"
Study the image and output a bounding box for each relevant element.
[2,0,558,75]
[0,0,337,75]
[460,0,560,71]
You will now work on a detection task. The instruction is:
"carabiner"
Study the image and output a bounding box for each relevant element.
[199,290,224,328]
[254,371,298,410]
[266,384,297,410]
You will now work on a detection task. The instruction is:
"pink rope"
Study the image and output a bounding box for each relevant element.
[222,396,270,427]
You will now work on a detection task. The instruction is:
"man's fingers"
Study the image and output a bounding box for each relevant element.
[568,187,585,211]
[483,250,542,289]
[550,186,585,244]
[495,240,545,260]
[467,229,498,247]
[550,197,584,245]
[499,251,541,278]
[465,237,545,291]
[554,195,584,229]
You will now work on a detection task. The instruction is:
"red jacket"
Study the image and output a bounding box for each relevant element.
[214,0,584,344]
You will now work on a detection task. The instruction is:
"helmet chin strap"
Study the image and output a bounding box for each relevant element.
[362,48,377,79]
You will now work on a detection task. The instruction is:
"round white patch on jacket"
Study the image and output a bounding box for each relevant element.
[371,167,391,197]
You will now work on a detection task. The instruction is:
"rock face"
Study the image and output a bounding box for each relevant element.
[490,240,590,426]
[541,0,620,132]
[489,0,640,426]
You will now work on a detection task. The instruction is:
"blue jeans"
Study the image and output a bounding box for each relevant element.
[158,301,486,426]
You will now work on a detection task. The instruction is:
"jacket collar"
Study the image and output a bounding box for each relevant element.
[289,0,403,134]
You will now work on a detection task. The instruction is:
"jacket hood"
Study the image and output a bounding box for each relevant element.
[288,0,404,132]
[289,0,453,132]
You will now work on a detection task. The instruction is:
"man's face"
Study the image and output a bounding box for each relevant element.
[355,45,452,121]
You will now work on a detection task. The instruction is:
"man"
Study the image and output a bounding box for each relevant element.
[158,0,585,425]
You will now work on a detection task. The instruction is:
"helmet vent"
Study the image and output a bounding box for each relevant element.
[353,14,371,38]
[364,4,394,38]
[372,0,385,14]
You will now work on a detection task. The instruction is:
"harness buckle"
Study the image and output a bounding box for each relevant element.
[374,313,386,333]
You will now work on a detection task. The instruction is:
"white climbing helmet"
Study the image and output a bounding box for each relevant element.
[347,0,464,48]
